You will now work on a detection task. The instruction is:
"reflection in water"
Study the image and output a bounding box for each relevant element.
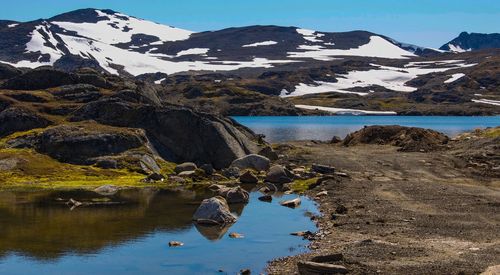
[233,116,500,142]
[0,189,318,274]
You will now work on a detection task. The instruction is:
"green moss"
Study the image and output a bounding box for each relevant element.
[291,177,319,193]
[482,127,500,138]
[0,148,160,190]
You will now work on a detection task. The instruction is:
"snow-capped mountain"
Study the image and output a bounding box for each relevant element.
[0,8,441,76]
[440,32,500,52]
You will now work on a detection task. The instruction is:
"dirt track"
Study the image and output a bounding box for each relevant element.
[268,142,500,274]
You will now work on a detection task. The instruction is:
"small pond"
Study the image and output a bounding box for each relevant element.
[0,188,318,275]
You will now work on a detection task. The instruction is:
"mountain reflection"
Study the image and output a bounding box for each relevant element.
[0,188,245,260]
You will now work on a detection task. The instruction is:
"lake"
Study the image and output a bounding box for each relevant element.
[0,188,318,275]
[233,116,500,143]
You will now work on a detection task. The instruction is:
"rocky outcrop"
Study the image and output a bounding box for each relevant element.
[343,125,449,152]
[70,98,260,169]
[0,107,52,138]
[2,68,112,90]
[192,196,237,225]
[31,123,148,165]
[0,63,22,80]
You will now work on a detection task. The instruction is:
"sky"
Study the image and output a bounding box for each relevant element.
[0,0,499,48]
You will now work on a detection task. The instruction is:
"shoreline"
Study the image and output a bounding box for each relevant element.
[266,140,499,274]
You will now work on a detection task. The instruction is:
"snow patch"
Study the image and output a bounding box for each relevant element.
[52,9,193,45]
[176,48,210,57]
[7,23,19,28]
[282,61,477,97]
[447,44,471,53]
[472,99,500,106]
[288,36,416,60]
[295,104,397,115]
[296,28,324,42]
[242,41,278,47]
[444,73,465,83]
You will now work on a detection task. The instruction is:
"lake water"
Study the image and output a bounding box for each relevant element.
[233,116,500,143]
[0,188,318,275]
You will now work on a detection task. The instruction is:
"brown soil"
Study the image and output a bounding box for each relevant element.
[268,140,500,274]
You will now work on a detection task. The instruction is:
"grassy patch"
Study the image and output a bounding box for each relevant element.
[481,127,500,138]
[291,177,319,193]
[0,148,155,190]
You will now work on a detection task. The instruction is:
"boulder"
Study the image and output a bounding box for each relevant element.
[70,98,260,169]
[280,198,301,208]
[230,154,270,171]
[199,164,214,175]
[209,185,250,204]
[311,164,335,174]
[0,107,52,138]
[330,136,342,144]
[265,165,293,184]
[222,166,241,179]
[239,170,259,184]
[258,146,279,161]
[175,162,198,174]
[193,196,237,225]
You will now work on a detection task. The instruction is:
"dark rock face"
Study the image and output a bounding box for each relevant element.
[35,124,147,164]
[0,63,22,80]
[343,125,449,152]
[440,32,500,52]
[0,107,52,137]
[70,98,259,169]
[2,68,112,90]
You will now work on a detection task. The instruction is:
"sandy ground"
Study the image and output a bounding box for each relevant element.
[267,142,500,274]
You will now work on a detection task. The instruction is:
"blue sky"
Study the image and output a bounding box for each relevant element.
[1,0,499,48]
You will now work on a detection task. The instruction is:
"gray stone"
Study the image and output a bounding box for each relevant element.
[193,196,237,224]
[280,198,301,208]
[209,185,250,204]
[175,162,197,174]
[266,165,293,184]
[311,164,335,174]
[94,185,119,196]
[230,154,270,172]
[200,164,214,175]
[222,166,240,179]
[239,170,259,184]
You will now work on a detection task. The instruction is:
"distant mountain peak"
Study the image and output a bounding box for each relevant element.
[0,8,439,76]
[440,32,500,52]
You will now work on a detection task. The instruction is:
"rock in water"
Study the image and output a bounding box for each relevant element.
[94,185,119,196]
[193,196,237,224]
[168,241,184,247]
[175,162,197,174]
[266,165,293,184]
[230,154,270,171]
[280,198,301,208]
[210,185,250,204]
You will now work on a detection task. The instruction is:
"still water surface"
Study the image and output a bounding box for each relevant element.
[0,188,318,274]
[233,116,500,142]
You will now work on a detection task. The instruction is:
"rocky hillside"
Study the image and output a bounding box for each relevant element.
[440,32,500,52]
[0,66,270,188]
